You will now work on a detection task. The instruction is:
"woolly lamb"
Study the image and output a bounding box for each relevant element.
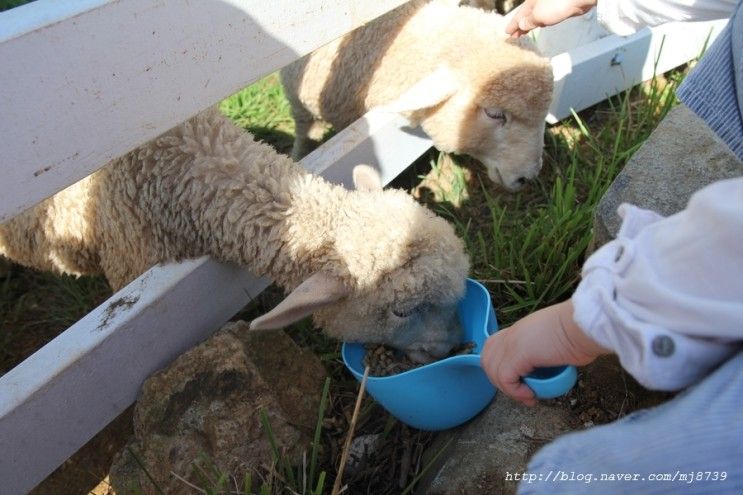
[280,0,553,191]
[0,109,469,362]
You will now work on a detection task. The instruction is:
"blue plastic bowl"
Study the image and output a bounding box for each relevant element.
[524,365,578,399]
[342,279,497,431]
[341,278,577,431]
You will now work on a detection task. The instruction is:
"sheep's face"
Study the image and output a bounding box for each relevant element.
[315,259,468,363]
[319,288,466,363]
[464,101,548,192]
[249,167,470,363]
[314,189,470,363]
[426,62,552,191]
[423,93,549,191]
[393,40,553,191]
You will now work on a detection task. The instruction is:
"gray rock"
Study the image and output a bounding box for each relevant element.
[414,356,672,495]
[109,321,327,495]
[592,104,743,250]
[416,393,573,495]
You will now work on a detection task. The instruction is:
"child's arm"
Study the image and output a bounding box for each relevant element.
[506,0,737,38]
[480,300,608,406]
[573,177,743,390]
[482,177,743,405]
[505,0,597,38]
[595,0,738,35]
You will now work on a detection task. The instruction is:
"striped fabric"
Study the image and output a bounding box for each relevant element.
[677,0,743,161]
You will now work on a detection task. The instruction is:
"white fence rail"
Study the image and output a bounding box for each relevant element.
[0,0,726,492]
[0,0,412,223]
[546,19,727,123]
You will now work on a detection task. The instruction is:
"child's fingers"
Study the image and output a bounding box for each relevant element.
[480,326,538,405]
[506,16,536,35]
[511,383,538,407]
[498,365,537,406]
[480,336,502,384]
[504,2,531,35]
[504,16,520,35]
[516,15,539,33]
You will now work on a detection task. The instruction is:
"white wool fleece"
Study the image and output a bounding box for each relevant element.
[572,177,743,390]
[596,0,738,35]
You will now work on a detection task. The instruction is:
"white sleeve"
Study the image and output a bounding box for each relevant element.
[596,0,738,35]
[572,177,743,390]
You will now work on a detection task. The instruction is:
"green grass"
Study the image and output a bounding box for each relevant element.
[0,0,34,12]
[0,266,110,373]
[220,73,296,155]
[1,66,686,493]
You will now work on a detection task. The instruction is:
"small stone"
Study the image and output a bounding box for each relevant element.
[345,434,382,477]
[519,425,535,438]
[416,394,573,494]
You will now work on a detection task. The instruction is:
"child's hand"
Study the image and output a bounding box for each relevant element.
[505,0,598,37]
[480,299,608,406]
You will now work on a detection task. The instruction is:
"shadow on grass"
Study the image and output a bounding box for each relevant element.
[0,263,111,373]
[0,0,34,13]
[246,126,295,157]
[0,261,122,495]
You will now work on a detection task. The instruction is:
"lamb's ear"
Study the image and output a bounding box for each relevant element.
[353,164,383,192]
[381,66,458,113]
[249,272,349,330]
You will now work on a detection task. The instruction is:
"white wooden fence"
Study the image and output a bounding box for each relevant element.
[0,1,726,492]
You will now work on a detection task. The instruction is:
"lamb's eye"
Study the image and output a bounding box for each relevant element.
[484,108,507,123]
[392,307,415,318]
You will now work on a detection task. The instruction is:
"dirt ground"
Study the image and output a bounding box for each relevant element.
[556,355,673,431]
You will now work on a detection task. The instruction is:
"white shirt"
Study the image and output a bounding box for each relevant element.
[572,178,743,390]
[596,0,738,35]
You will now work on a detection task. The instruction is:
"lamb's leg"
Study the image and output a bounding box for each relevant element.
[281,62,321,160]
[292,117,328,160]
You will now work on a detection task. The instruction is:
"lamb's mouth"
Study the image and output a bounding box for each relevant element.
[405,343,454,364]
[485,164,505,186]
[405,349,438,364]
